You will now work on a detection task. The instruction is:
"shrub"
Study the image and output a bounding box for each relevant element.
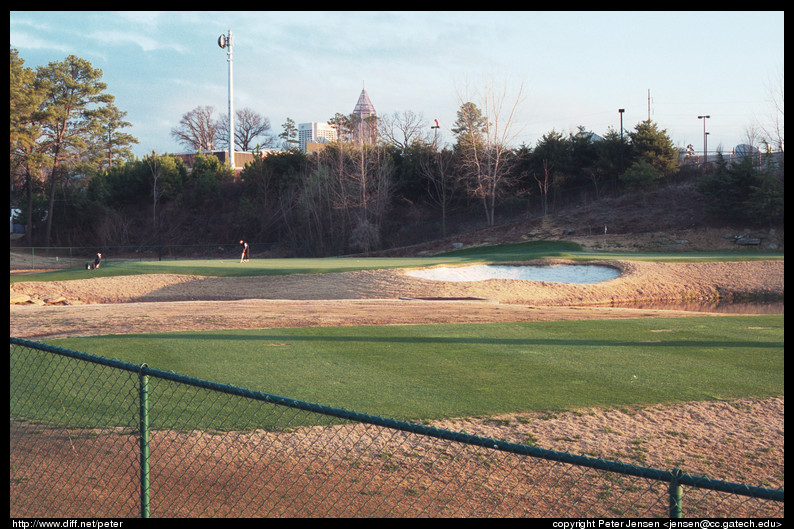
[620,161,660,193]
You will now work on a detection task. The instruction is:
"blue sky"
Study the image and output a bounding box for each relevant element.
[10,11,784,158]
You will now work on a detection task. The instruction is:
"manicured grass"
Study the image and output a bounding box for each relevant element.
[13,315,783,430]
[10,240,783,283]
[10,256,447,282]
[441,240,784,263]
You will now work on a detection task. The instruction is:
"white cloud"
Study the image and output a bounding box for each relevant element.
[9,16,72,54]
[10,31,70,53]
[86,30,187,53]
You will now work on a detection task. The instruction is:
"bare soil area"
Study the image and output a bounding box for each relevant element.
[8,259,785,338]
[9,256,785,517]
[10,395,785,518]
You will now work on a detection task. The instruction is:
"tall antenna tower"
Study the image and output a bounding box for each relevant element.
[218,29,234,170]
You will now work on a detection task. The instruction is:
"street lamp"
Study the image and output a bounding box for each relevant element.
[218,30,234,171]
[698,115,710,164]
[618,109,625,171]
[431,118,440,150]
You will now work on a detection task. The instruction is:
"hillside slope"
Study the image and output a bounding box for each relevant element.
[381,182,783,256]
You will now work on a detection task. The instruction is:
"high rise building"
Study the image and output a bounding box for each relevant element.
[352,83,377,145]
[298,122,338,152]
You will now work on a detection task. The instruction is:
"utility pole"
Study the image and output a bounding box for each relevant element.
[431,118,440,150]
[430,118,445,237]
[618,109,625,172]
[218,29,234,171]
[698,115,710,164]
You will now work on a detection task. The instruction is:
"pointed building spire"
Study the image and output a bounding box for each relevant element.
[353,84,377,120]
[352,83,377,144]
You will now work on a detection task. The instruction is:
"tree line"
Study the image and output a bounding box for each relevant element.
[11,49,783,254]
[11,48,138,247]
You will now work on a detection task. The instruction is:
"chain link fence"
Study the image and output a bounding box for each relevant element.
[10,337,784,518]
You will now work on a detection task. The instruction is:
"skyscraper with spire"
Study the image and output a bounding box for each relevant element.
[352,83,377,145]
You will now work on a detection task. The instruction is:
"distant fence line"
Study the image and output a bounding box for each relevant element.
[10,337,784,518]
[679,149,784,169]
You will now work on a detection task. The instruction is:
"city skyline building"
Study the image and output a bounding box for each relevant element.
[352,83,377,145]
[298,121,338,152]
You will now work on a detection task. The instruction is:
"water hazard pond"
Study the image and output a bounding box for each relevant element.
[405,263,783,315]
[406,264,621,284]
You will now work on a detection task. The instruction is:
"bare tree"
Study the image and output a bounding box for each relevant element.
[534,159,552,217]
[217,108,275,152]
[379,110,431,149]
[757,66,784,152]
[454,79,525,225]
[318,142,393,253]
[144,151,163,260]
[418,145,455,237]
[170,105,218,151]
[349,145,392,253]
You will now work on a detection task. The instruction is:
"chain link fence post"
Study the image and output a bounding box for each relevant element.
[669,467,683,517]
[139,364,150,518]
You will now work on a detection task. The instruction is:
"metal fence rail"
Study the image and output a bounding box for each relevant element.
[10,337,784,518]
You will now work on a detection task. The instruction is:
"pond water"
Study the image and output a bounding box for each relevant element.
[405,264,621,284]
[405,264,783,315]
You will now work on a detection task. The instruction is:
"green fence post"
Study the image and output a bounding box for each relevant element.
[139,364,150,518]
[669,467,683,518]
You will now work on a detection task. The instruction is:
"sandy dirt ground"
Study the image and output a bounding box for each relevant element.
[9,258,785,517]
[8,259,785,338]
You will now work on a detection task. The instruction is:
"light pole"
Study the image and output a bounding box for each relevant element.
[430,118,445,237]
[218,30,234,171]
[698,115,710,164]
[618,109,625,172]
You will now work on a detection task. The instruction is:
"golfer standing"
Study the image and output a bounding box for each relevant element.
[240,240,249,263]
[86,252,102,270]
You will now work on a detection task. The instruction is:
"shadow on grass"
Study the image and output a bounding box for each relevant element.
[124,332,783,350]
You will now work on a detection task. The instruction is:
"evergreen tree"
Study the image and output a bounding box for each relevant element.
[628,120,679,178]
[279,117,299,150]
[35,55,116,246]
[10,48,48,245]
[93,103,138,170]
[451,101,487,152]
[696,155,783,225]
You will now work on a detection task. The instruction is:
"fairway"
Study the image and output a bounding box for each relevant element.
[43,315,784,425]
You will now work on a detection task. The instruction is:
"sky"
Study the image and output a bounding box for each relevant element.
[10,11,784,159]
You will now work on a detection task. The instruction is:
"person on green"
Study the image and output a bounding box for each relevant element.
[239,240,249,263]
[85,252,102,270]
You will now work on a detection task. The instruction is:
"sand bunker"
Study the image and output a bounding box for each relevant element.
[405,264,621,284]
